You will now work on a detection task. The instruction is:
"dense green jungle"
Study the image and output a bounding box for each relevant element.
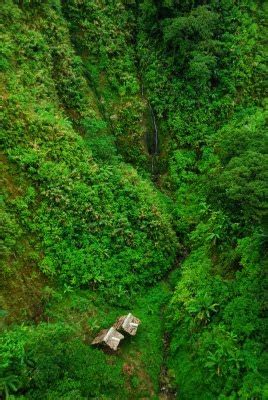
[0,0,267,399]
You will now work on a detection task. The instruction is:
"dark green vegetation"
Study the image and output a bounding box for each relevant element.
[0,0,267,399]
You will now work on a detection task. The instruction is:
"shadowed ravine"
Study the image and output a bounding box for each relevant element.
[141,83,160,174]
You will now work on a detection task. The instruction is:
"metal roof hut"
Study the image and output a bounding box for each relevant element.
[114,313,140,336]
[91,327,124,351]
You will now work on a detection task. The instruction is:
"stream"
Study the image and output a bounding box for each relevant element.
[149,102,159,174]
[141,83,176,397]
[149,102,159,156]
[141,83,159,174]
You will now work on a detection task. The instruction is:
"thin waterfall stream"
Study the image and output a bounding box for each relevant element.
[149,102,159,174]
[149,103,159,156]
[141,83,159,174]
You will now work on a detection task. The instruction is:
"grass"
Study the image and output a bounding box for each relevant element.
[38,283,171,398]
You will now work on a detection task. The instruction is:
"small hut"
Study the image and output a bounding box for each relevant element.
[114,313,140,336]
[91,327,124,351]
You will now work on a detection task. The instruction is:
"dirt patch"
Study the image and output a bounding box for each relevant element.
[0,262,47,327]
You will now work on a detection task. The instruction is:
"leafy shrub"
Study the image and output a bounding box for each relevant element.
[0,323,125,399]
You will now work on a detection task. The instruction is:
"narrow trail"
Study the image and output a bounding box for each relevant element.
[158,271,180,399]
[159,333,176,399]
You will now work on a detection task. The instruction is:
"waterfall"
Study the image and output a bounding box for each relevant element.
[141,82,159,173]
[149,103,158,156]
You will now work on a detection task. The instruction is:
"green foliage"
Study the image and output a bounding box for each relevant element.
[0,0,267,399]
[0,323,125,399]
[137,0,267,398]
[62,0,149,169]
[1,1,177,295]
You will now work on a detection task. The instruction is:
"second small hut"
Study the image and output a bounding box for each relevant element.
[114,313,140,336]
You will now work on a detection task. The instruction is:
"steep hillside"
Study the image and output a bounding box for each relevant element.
[1,2,177,398]
[137,1,267,398]
[1,0,177,298]
[0,1,267,399]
